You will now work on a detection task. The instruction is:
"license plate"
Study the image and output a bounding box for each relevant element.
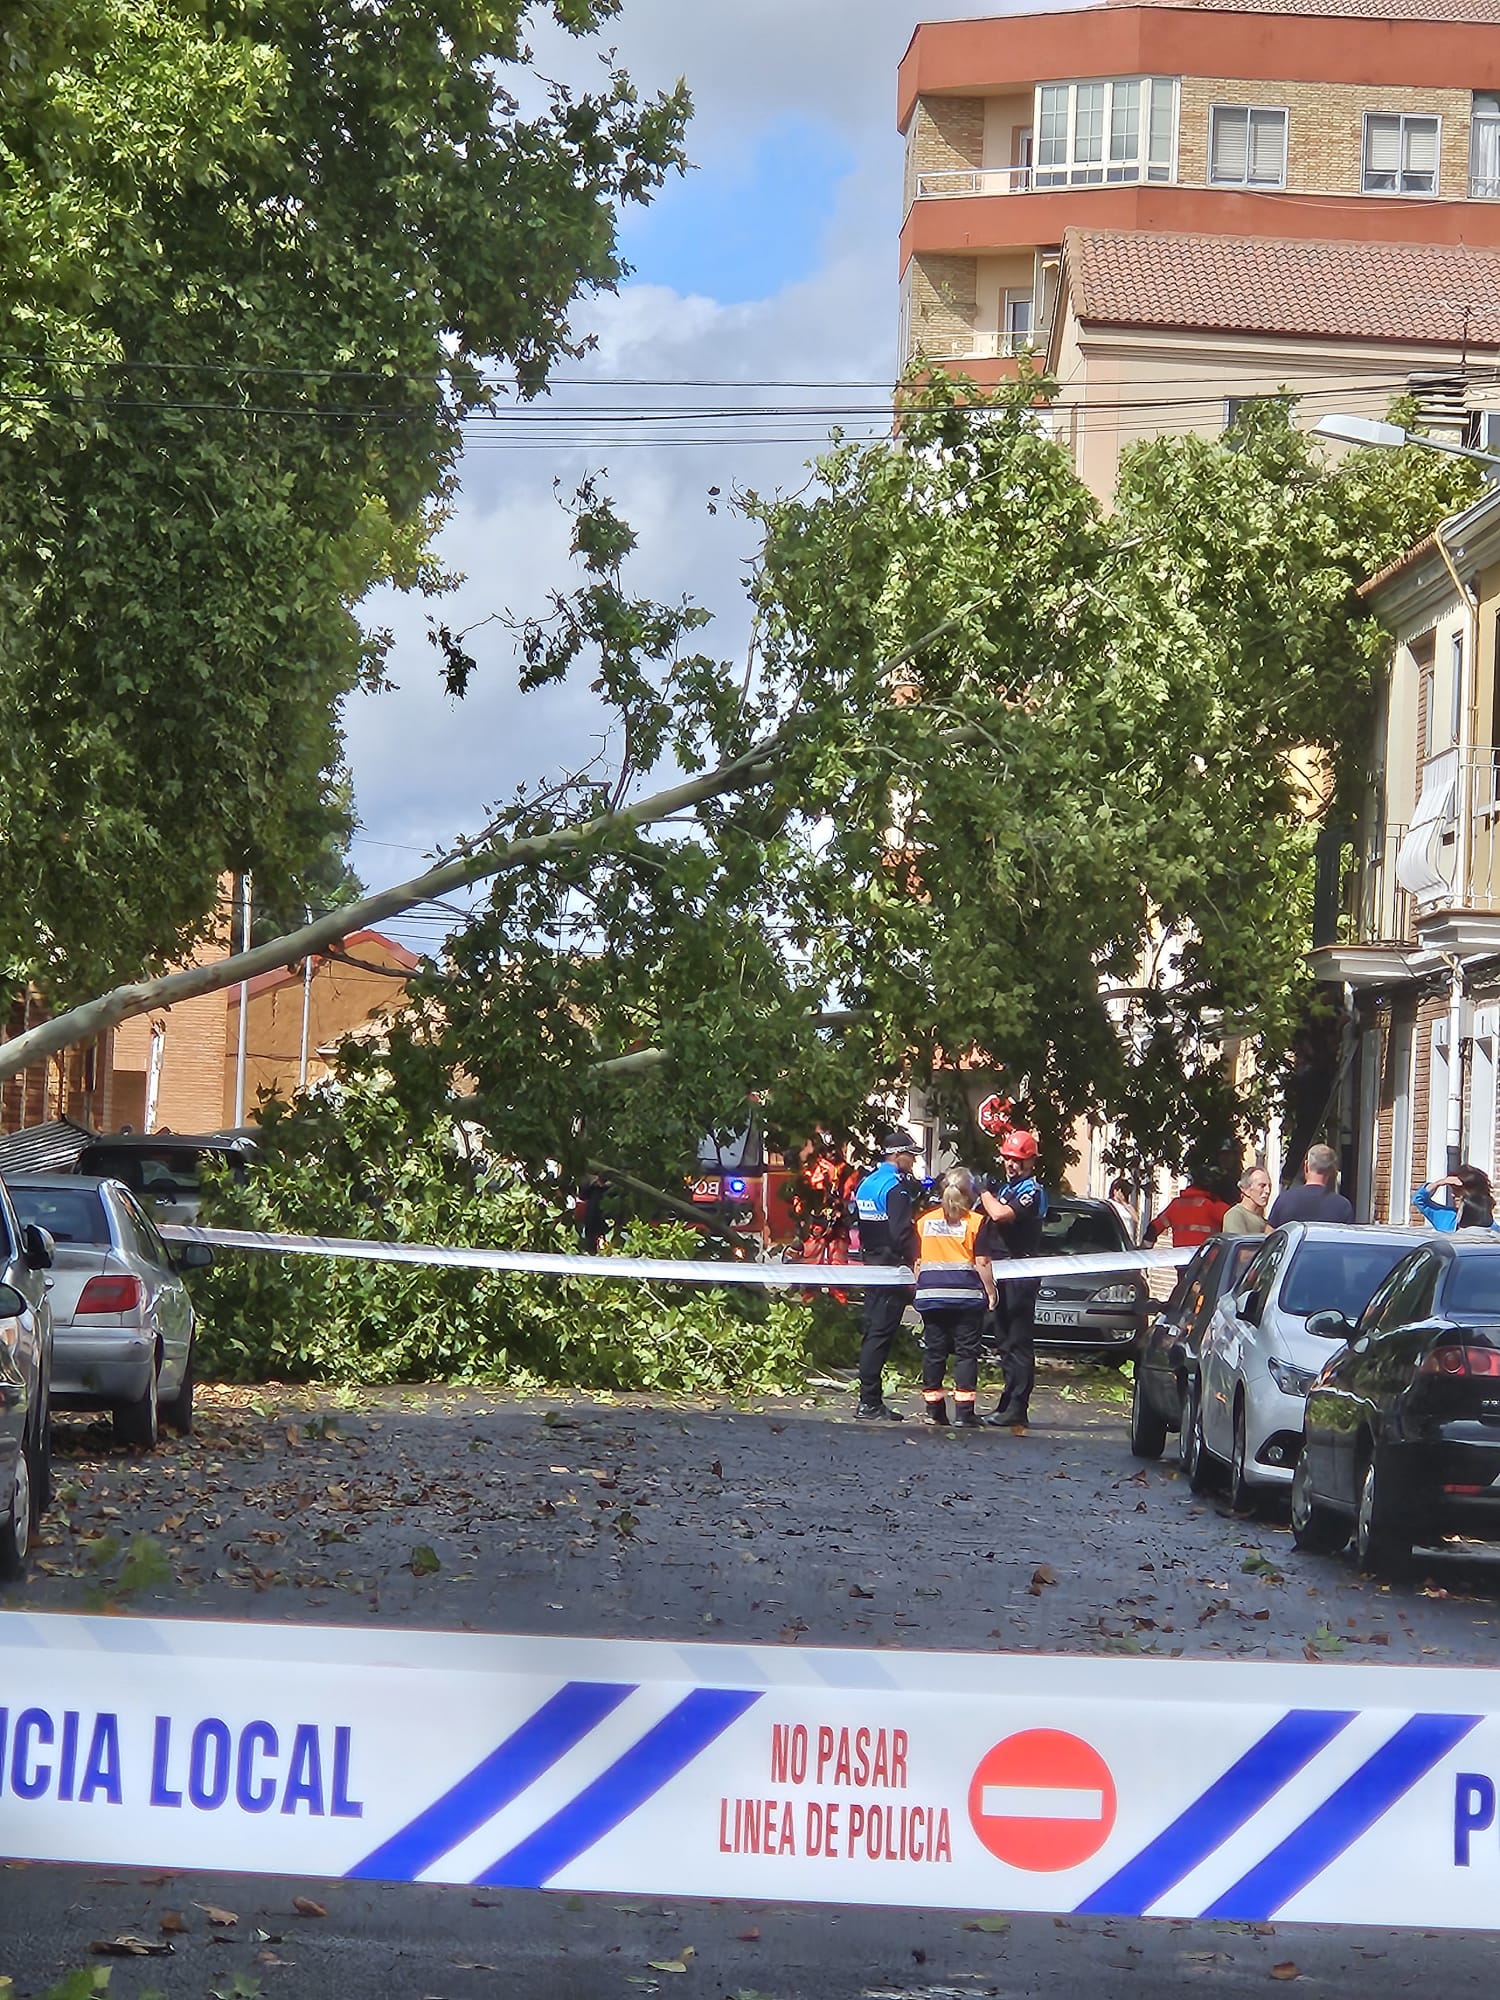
[1034,1304,1083,1327]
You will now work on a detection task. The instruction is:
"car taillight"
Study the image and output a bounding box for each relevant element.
[75,1275,144,1314]
[1419,1344,1500,1378]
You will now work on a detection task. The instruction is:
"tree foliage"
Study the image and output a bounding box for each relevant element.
[0,0,688,1000]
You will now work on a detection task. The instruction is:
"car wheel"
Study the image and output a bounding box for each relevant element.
[113,1360,160,1451]
[1229,1397,1260,1514]
[1354,1449,1411,1577]
[0,1427,32,1581]
[1130,1365,1168,1459]
[1290,1449,1348,1555]
[33,1381,51,1517]
[161,1344,195,1436]
[1183,1376,1215,1492]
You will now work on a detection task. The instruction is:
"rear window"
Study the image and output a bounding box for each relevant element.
[1040,1206,1128,1255]
[1445,1254,1500,1317]
[11,1185,111,1246]
[77,1147,203,1197]
[1280,1238,1414,1319]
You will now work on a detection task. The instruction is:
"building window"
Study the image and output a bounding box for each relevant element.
[1472,93,1500,198]
[1002,290,1033,355]
[1208,105,1287,187]
[1035,78,1175,187]
[1451,630,1465,747]
[1363,112,1439,194]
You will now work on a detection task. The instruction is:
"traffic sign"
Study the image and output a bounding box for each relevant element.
[967,1729,1117,1870]
[976,1094,1013,1138]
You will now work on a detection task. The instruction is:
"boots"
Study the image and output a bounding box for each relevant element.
[925,1397,950,1426]
[954,1401,981,1428]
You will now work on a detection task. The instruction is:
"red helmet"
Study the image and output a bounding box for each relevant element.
[999,1128,1040,1163]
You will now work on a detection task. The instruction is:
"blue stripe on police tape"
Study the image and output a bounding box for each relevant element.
[1201,1710,1481,1922]
[476,1686,762,1889]
[1074,1708,1356,1919]
[346,1681,635,1882]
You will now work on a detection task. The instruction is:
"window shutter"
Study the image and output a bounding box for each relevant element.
[1365,114,1402,177]
[1247,108,1285,184]
[1211,106,1248,181]
[1405,117,1439,176]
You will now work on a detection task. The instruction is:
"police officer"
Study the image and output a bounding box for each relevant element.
[977,1128,1046,1430]
[852,1130,922,1422]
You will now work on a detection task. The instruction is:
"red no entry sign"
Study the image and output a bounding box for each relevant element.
[967,1728,1117,1870]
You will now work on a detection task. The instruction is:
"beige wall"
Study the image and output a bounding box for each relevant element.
[224,945,413,1122]
[904,96,985,208]
[909,253,981,359]
[1176,78,1472,197]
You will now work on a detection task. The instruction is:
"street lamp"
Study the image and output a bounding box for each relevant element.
[1312,411,1500,468]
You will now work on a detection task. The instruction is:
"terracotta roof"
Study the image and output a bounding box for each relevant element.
[1062,228,1500,345]
[1107,0,1500,17]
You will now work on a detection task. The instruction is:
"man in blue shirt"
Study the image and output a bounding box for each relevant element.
[852,1131,921,1422]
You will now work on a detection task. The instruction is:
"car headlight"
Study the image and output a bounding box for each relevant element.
[1267,1357,1317,1398]
[1089,1282,1141,1305]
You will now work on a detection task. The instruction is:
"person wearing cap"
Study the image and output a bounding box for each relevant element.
[852,1130,922,1421]
[976,1128,1047,1430]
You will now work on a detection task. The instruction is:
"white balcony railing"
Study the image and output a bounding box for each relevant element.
[924,330,1040,362]
[1394,746,1500,915]
[914,166,1033,198]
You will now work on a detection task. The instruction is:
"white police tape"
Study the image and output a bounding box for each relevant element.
[160,1224,1190,1289]
[2,1613,1499,1928]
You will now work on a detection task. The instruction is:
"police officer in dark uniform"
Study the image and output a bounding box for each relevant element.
[976,1128,1047,1429]
[852,1130,922,1422]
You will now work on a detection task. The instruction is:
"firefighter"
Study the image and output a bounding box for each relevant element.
[977,1128,1047,1430]
[852,1130,922,1421]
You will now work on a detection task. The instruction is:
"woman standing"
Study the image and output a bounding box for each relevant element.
[915,1169,997,1429]
[1412,1165,1497,1231]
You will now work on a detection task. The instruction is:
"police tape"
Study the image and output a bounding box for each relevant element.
[159,1224,1190,1289]
[2,1612,1499,1928]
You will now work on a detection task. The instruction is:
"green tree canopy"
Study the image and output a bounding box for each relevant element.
[0,0,687,1000]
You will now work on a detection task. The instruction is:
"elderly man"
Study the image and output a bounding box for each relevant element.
[1268,1143,1353,1226]
[1222,1165,1272,1236]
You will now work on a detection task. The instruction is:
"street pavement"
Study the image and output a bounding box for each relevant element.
[4,1369,1500,1997]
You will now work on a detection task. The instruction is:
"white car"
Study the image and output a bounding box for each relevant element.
[8,1174,213,1451]
[1185,1221,1427,1510]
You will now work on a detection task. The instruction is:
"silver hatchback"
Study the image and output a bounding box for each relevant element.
[8,1175,213,1450]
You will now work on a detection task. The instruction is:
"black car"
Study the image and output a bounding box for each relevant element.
[1292,1233,1500,1573]
[72,1132,255,1224]
[1130,1233,1261,1459]
[1025,1196,1151,1356]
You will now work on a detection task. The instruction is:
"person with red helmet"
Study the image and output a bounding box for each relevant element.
[976,1127,1047,1430]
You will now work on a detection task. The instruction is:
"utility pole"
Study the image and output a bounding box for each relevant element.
[298,905,314,1089]
[233,873,252,1127]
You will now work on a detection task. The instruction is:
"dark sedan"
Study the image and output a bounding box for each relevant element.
[1130,1233,1261,1459]
[1021,1196,1152,1356]
[1292,1233,1500,1574]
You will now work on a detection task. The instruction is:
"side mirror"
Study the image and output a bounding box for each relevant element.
[1306,1308,1355,1341]
[1240,1288,1264,1327]
[21,1223,53,1271]
[172,1241,215,1272]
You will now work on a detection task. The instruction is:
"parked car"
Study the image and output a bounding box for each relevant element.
[71,1132,255,1224]
[1293,1234,1500,1573]
[1189,1222,1427,1509]
[1130,1234,1261,1459]
[1025,1196,1151,1356]
[9,1174,213,1450]
[0,1178,56,1581]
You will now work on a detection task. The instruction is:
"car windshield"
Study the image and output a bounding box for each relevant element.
[1039,1206,1126,1254]
[78,1147,202,1197]
[1281,1238,1414,1321]
[10,1186,110,1246]
[1445,1255,1500,1316]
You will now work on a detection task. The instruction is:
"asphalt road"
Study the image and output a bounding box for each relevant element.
[5,1367,1500,1998]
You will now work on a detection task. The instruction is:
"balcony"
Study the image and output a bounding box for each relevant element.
[915,166,1033,199]
[1307,827,1422,987]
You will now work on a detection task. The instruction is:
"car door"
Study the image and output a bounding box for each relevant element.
[1204,1233,1289,1458]
[0,1178,52,1473]
[115,1190,194,1389]
[1329,1252,1442,1500]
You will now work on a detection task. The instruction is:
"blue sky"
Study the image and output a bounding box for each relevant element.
[617,116,858,303]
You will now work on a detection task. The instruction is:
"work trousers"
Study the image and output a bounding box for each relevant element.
[858,1280,913,1406]
[920,1306,983,1402]
[991,1278,1039,1418]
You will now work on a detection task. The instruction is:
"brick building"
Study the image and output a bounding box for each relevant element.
[900,0,1500,494]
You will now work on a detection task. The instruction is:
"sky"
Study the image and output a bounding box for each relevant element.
[340,0,1062,952]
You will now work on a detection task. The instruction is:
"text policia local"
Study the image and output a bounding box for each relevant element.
[0,1707,363,1818]
[719,1723,953,1865]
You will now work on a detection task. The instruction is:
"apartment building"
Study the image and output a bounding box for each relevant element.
[900,0,1500,493]
[1309,483,1500,1219]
